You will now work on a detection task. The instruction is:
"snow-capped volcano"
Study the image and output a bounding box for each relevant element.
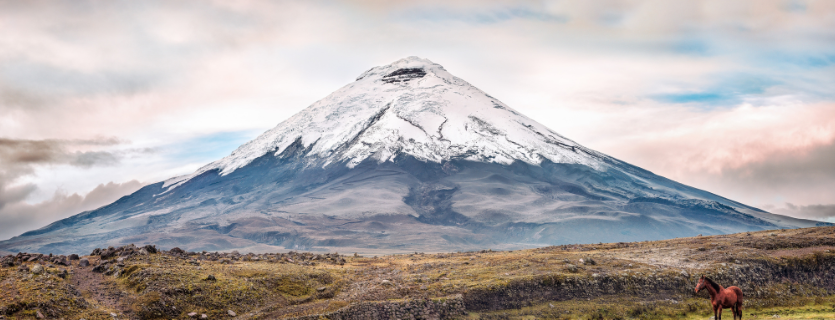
[1,57,827,255]
[170,57,605,189]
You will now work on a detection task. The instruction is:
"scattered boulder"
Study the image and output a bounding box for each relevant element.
[204,274,216,281]
[169,247,185,255]
[227,310,236,317]
[1,256,13,268]
[92,264,108,273]
[31,264,44,275]
[79,259,90,267]
[68,254,79,260]
[143,244,157,254]
[201,314,208,319]
[36,310,45,319]
[565,264,578,273]
[18,265,29,273]
[89,244,161,261]
[101,248,117,260]
[57,268,68,279]
[188,312,198,317]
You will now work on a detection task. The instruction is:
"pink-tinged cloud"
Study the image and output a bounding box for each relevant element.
[587,101,835,208]
[609,102,835,174]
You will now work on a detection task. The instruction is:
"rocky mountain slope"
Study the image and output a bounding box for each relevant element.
[0,57,825,255]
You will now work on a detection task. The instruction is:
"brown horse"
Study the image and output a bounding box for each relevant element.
[695,275,743,320]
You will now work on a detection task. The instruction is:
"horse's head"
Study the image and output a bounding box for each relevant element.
[695,275,705,293]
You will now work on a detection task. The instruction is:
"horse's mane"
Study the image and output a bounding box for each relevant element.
[703,277,721,292]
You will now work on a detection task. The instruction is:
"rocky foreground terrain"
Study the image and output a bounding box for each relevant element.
[1,226,834,319]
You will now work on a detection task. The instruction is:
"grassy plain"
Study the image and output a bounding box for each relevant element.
[0,226,833,319]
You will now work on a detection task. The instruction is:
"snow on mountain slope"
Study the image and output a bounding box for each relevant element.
[168,57,608,190]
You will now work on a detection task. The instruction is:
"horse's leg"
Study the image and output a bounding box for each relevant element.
[718,305,723,320]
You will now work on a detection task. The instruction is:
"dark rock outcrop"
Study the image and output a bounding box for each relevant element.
[290,296,466,320]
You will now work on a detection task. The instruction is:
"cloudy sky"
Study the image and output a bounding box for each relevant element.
[1,0,834,240]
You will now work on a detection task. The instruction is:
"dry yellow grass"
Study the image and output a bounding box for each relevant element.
[0,226,833,319]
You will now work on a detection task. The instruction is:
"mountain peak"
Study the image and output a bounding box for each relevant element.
[356,56,446,82]
[168,57,604,190]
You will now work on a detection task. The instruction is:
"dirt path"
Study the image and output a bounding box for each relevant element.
[70,259,135,318]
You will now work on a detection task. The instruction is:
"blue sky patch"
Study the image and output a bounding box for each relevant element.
[655,92,728,104]
[671,39,710,56]
[652,73,781,107]
[163,130,261,165]
[770,53,835,69]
